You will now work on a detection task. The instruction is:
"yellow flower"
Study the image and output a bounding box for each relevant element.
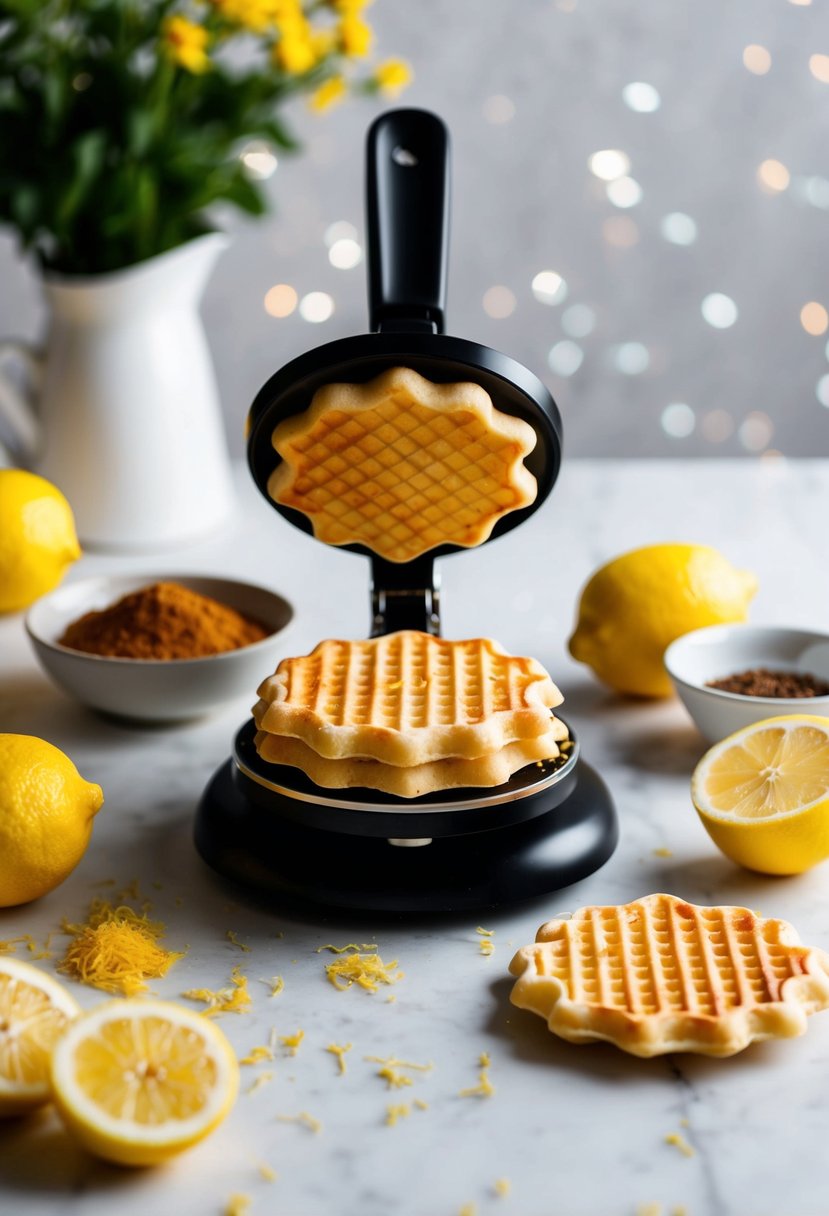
[334,0,371,12]
[310,74,347,112]
[209,0,282,33]
[339,15,373,57]
[162,16,210,74]
[374,58,412,96]
[275,33,317,73]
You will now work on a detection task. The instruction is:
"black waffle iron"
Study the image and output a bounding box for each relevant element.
[195,109,618,912]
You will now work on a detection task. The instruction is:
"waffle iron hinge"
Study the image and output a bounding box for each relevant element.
[370,554,441,637]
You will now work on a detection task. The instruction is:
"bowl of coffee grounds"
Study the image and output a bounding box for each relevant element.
[665,624,829,743]
[26,574,294,722]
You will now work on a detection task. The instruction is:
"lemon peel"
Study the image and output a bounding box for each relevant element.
[59,900,184,995]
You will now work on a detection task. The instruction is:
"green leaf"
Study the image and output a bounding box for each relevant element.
[54,128,106,231]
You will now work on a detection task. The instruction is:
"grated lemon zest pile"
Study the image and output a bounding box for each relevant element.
[316,942,378,954]
[246,1072,273,1096]
[258,1162,277,1182]
[277,1111,322,1133]
[385,1103,411,1126]
[665,1132,694,1158]
[326,1042,353,1074]
[240,1045,273,1065]
[59,900,184,996]
[225,1195,252,1216]
[264,975,284,997]
[182,965,251,1016]
[279,1029,305,1055]
[226,930,252,952]
[325,952,403,993]
[494,1179,511,1198]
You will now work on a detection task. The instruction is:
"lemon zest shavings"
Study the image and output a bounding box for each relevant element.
[494,1178,511,1198]
[279,1029,305,1055]
[182,964,251,1015]
[258,1162,277,1182]
[325,952,403,992]
[277,1111,322,1133]
[225,1195,252,1216]
[316,942,378,953]
[263,975,284,996]
[365,1055,432,1089]
[385,1103,411,1126]
[476,926,494,936]
[459,1205,477,1216]
[664,1131,694,1158]
[226,930,252,952]
[459,1054,495,1099]
[653,847,674,858]
[240,1045,273,1065]
[413,1098,428,1110]
[246,1072,273,1096]
[636,1206,662,1216]
[0,937,26,954]
[58,900,185,996]
[326,1042,352,1074]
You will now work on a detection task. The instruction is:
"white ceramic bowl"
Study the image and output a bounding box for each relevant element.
[664,624,829,743]
[26,573,294,722]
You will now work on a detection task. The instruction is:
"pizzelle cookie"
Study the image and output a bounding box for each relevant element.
[267,367,538,563]
[254,631,564,766]
[253,729,564,799]
[509,893,829,1058]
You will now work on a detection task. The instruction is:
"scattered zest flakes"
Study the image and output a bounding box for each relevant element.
[413,1098,429,1111]
[459,1055,495,1099]
[459,1205,477,1216]
[258,1162,277,1182]
[225,1195,252,1216]
[240,1045,273,1065]
[279,1029,305,1055]
[653,847,673,858]
[277,1111,322,1134]
[494,1178,511,1198]
[59,900,184,996]
[476,926,494,936]
[226,930,252,952]
[476,927,495,956]
[182,965,251,1015]
[245,1072,273,1096]
[326,1042,353,1074]
[263,975,284,997]
[385,1103,410,1126]
[665,1131,694,1158]
[636,1206,662,1216]
[365,1055,432,1089]
[325,952,403,993]
[316,942,378,954]
[0,936,26,955]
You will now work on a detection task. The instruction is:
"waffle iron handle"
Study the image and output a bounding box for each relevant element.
[367,109,450,335]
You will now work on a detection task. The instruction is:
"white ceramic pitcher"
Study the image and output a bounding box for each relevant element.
[0,233,235,550]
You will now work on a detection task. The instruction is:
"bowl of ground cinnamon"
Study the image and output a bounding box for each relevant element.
[665,624,829,743]
[26,574,294,721]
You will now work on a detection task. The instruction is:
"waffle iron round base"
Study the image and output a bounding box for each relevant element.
[194,723,618,912]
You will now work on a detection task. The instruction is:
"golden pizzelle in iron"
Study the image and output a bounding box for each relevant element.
[254,630,563,765]
[253,630,568,797]
[253,728,566,799]
[267,367,538,563]
[509,893,829,1057]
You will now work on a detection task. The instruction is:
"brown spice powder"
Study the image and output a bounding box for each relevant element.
[706,668,829,698]
[59,581,269,660]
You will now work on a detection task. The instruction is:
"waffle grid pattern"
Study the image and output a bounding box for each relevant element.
[268,368,538,563]
[509,894,829,1056]
[254,631,564,768]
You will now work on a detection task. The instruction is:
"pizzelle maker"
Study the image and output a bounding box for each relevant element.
[195,109,618,912]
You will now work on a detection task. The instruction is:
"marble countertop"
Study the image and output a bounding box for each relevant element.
[2,458,829,1216]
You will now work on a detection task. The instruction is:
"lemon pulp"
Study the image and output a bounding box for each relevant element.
[692,715,829,874]
[0,959,80,1114]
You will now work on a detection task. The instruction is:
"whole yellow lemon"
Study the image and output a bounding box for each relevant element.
[0,735,103,907]
[569,543,757,698]
[0,469,81,613]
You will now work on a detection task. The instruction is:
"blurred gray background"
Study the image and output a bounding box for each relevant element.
[1,0,828,458]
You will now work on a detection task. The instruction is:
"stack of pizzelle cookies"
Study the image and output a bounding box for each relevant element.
[253,630,568,798]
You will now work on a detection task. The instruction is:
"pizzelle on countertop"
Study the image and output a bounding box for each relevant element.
[509,893,829,1057]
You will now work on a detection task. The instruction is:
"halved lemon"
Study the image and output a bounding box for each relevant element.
[0,957,80,1116]
[691,714,829,874]
[49,999,239,1166]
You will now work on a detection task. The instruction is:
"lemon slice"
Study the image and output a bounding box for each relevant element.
[49,999,238,1165]
[0,958,80,1115]
[691,715,829,874]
